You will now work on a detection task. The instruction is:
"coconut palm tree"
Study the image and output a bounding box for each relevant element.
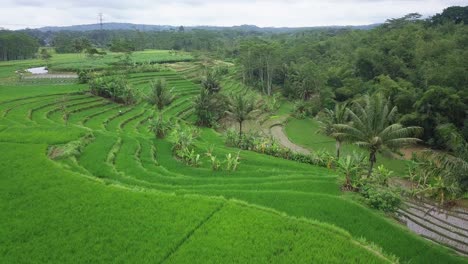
[148,79,175,113]
[317,102,349,159]
[147,79,175,139]
[201,70,221,93]
[334,94,422,177]
[226,93,257,138]
[428,124,468,193]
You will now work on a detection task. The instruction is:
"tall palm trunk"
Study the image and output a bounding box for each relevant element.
[335,140,342,159]
[239,121,243,138]
[345,172,351,188]
[367,151,377,178]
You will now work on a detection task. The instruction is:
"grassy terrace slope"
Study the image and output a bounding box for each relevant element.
[0,86,389,263]
[285,117,410,175]
[0,67,465,263]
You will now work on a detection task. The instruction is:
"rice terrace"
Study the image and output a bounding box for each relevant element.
[1,2,467,264]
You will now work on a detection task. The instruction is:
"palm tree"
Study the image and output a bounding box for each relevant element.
[317,102,348,159]
[147,79,175,139]
[148,79,175,114]
[226,93,257,138]
[428,124,468,193]
[334,94,421,177]
[201,70,221,93]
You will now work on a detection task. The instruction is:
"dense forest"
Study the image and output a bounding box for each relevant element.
[0,31,39,61]
[236,8,468,148]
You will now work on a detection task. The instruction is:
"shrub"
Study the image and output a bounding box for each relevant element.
[170,125,200,152]
[214,66,229,76]
[260,93,281,113]
[224,129,334,168]
[225,152,240,171]
[205,146,222,171]
[89,76,136,105]
[360,185,402,213]
[292,99,321,119]
[149,115,173,139]
[77,70,93,84]
[194,87,227,127]
[176,147,202,167]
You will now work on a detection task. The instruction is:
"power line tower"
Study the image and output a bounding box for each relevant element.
[98,13,103,30]
[98,13,104,46]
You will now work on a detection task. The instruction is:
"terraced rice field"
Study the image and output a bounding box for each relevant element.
[1,68,466,263]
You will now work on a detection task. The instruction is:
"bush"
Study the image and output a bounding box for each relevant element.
[89,76,136,105]
[260,93,281,113]
[214,66,229,76]
[194,87,227,127]
[292,99,321,119]
[224,129,333,168]
[149,116,173,139]
[225,152,241,171]
[77,70,93,84]
[170,125,200,153]
[175,147,202,167]
[360,185,402,213]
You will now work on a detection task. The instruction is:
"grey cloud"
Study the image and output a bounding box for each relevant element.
[1,0,466,30]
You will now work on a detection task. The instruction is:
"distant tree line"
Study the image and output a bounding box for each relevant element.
[20,28,262,55]
[0,30,39,61]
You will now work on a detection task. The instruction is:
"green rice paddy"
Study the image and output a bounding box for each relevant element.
[0,51,465,263]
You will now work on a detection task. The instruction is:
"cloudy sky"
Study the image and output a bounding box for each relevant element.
[1,0,467,29]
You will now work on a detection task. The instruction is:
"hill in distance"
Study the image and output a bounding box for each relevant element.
[36,22,381,32]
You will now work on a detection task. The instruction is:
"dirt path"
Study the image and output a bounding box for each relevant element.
[270,125,310,155]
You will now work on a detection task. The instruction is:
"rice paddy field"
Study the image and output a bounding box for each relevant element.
[0,51,466,263]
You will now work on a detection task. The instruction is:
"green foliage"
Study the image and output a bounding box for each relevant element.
[148,78,175,111]
[194,84,227,127]
[201,70,221,93]
[360,185,402,213]
[149,115,173,139]
[225,152,241,171]
[284,61,326,100]
[317,102,349,158]
[77,70,93,84]
[292,99,321,119]
[175,147,202,167]
[238,39,280,95]
[335,94,421,176]
[226,92,258,136]
[224,129,335,169]
[205,150,222,171]
[372,165,393,187]
[408,127,466,204]
[430,6,468,25]
[259,93,281,113]
[39,48,52,61]
[89,76,136,104]
[233,13,468,147]
[48,134,94,160]
[110,38,136,53]
[336,155,362,189]
[0,30,39,61]
[85,48,106,57]
[169,124,200,152]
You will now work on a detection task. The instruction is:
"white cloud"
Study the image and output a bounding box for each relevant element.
[0,0,466,29]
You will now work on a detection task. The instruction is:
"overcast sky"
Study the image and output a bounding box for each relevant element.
[1,0,467,29]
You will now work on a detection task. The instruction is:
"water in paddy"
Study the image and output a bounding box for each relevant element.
[26,66,48,74]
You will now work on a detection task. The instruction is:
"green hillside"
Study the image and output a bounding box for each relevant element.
[0,50,465,263]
